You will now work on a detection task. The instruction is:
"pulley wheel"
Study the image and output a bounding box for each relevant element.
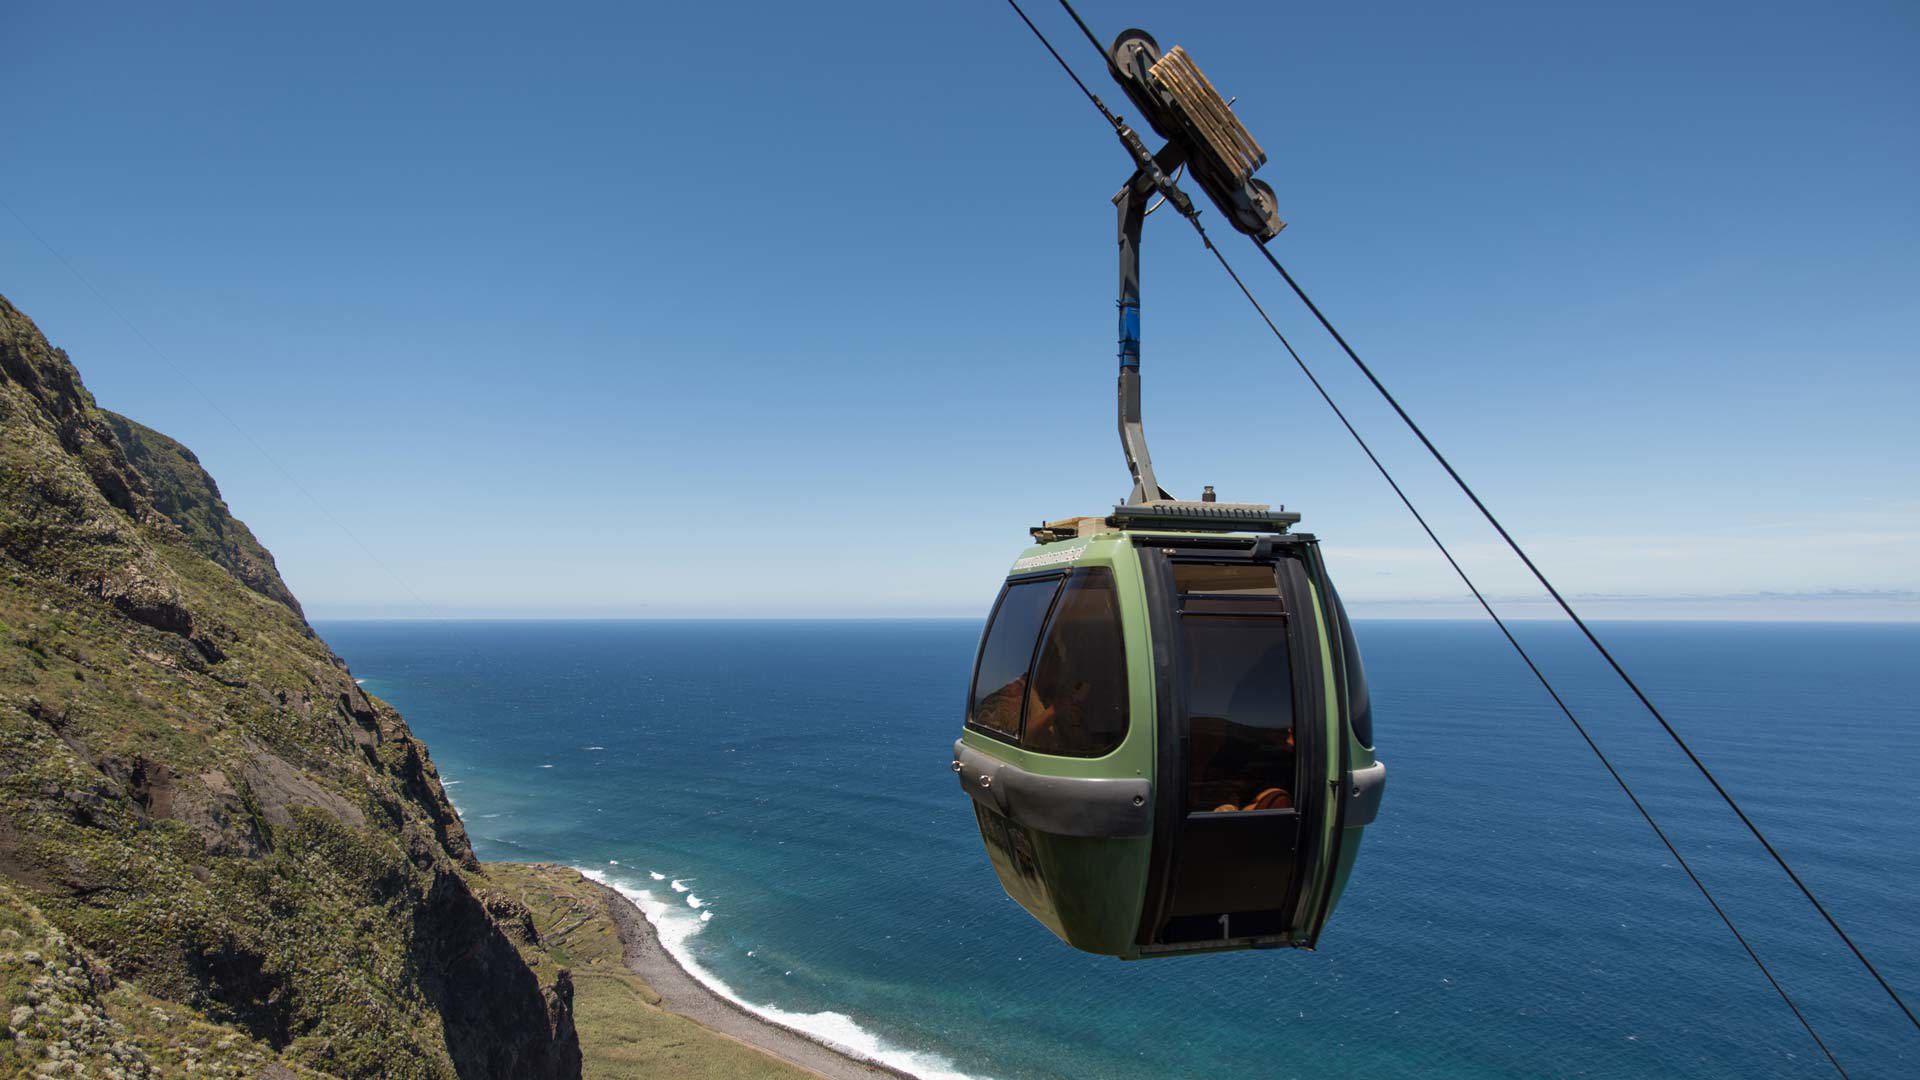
[1107,28,1161,83]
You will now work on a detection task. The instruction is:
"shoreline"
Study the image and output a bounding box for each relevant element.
[583,875,924,1080]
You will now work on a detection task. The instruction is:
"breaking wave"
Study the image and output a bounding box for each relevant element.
[576,867,981,1080]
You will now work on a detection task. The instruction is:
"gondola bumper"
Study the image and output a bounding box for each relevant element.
[953,740,1153,840]
[1343,760,1386,828]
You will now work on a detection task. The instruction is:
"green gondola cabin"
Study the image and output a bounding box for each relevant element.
[954,505,1383,958]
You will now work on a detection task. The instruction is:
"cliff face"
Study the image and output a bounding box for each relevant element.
[0,295,580,1079]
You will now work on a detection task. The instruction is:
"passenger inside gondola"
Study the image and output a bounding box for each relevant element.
[1022,571,1128,756]
[1190,714,1295,812]
[968,570,1128,756]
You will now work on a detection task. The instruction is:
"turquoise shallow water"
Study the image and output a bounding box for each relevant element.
[319,619,1919,1080]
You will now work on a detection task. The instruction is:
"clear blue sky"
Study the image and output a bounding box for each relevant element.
[5,1,1915,619]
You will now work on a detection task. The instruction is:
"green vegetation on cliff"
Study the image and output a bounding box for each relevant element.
[0,295,580,1079]
[482,864,809,1080]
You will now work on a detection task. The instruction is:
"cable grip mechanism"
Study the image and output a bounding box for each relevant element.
[1106,27,1286,506]
[1106,29,1284,240]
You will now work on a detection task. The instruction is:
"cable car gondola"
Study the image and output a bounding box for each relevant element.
[953,26,1384,959]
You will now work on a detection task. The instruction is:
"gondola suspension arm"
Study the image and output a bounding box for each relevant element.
[1115,142,1186,504]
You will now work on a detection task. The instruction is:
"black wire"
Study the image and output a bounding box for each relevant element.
[1248,238,1920,1034]
[1002,0,1118,126]
[1004,1,1863,1072]
[1054,0,1107,57]
[1198,231,1850,1080]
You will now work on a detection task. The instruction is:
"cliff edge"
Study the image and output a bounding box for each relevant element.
[0,294,580,1079]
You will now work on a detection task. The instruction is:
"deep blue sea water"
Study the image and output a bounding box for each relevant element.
[318,619,1919,1080]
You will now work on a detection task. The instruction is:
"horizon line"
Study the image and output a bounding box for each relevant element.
[305,612,1920,624]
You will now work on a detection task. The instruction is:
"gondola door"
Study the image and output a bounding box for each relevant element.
[1136,541,1331,952]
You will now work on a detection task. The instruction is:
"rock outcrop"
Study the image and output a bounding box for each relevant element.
[0,294,580,1079]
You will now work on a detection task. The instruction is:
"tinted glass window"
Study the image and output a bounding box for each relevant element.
[1175,563,1284,615]
[968,578,1061,739]
[1024,569,1129,757]
[1332,589,1372,748]
[1176,562,1295,814]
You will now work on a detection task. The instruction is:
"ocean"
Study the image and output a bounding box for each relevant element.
[318,619,1919,1080]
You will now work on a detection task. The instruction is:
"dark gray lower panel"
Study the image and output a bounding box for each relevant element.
[953,740,1153,840]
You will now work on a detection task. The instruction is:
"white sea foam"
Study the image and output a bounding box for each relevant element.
[608,860,619,866]
[442,780,462,786]
[648,871,666,881]
[354,678,366,685]
[582,745,606,751]
[576,867,982,1080]
[699,910,713,922]
[541,764,554,769]
[670,879,691,893]
[686,894,704,909]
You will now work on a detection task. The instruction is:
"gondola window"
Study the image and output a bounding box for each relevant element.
[1023,569,1128,757]
[968,577,1062,740]
[1175,564,1296,814]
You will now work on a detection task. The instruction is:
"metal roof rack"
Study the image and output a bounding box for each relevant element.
[1109,500,1298,534]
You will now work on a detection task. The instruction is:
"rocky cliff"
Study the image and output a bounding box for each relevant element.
[0,295,581,1079]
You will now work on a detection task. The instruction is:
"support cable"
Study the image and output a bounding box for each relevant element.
[1003,0,1118,125]
[1199,235,1850,1080]
[1247,237,1920,1034]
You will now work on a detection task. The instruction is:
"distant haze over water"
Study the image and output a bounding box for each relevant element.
[323,619,1920,1079]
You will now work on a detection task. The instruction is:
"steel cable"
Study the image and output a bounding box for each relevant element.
[1249,237,1920,1034]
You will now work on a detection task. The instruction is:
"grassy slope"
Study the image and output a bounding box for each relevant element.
[0,294,578,1079]
[483,864,812,1080]
[0,878,334,1079]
